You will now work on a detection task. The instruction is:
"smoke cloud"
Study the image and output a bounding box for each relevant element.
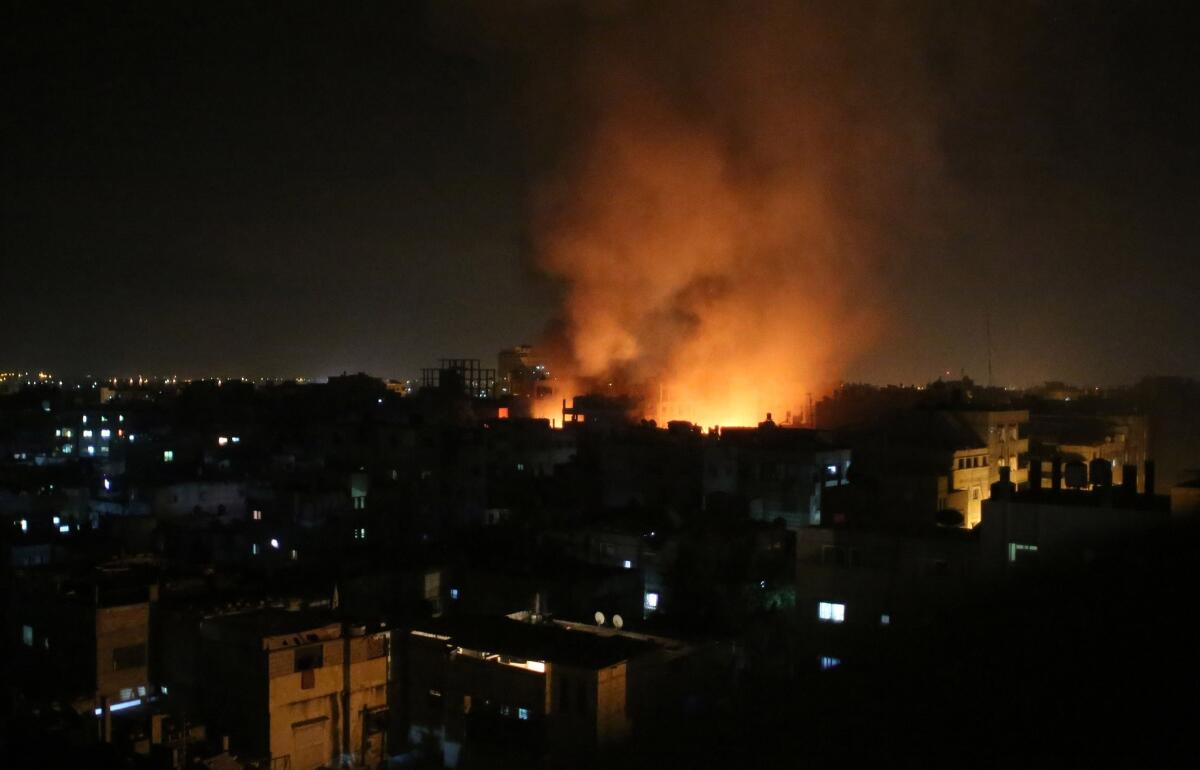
[508,1,952,425]
[441,1,957,423]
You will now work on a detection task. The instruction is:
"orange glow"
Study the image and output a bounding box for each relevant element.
[518,2,941,427]
[497,407,509,419]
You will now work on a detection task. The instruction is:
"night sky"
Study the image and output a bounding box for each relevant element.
[4,1,1198,386]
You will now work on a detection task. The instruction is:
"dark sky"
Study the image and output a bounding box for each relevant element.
[4,1,1198,386]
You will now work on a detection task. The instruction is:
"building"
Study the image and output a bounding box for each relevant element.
[703,422,850,529]
[980,464,1176,575]
[185,609,390,770]
[401,611,703,767]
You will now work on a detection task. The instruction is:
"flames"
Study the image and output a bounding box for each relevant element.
[521,2,940,427]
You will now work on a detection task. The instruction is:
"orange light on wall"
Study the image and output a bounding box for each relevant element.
[497,407,509,419]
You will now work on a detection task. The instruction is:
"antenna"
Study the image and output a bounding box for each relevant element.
[986,309,993,388]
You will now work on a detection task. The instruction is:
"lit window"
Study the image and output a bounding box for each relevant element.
[518,707,530,720]
[450,588,459,600]
[290,549,298,560]
[19,519,28,532]
[252,543,259,555]
[1007,543,1038,563]
[217,436,228,446]
[644,592,660,610]
[270,538,280,549]
[82,415,88,424]
[63,444,73,453]
[161,685,169,695]
[22,625,33,646]
[119,415,124,422]
[231,436,240,443]
[53,516,60,525]
[819,656,842,670]
[100,429,111,438]
[100,446,109,455]
[55,429,62,437]
[82,429,93,438]
[623,560,632,569]
[516,463,525,471]
[120,688,133,701]
[59,525,70,534]
[826,464,838,475]
[103,478,111,491]
[163,450,174,463]
[252,509,262,521]
[880,614,891,626]
[818,601,845,623]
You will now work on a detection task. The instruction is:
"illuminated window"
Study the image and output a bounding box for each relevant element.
[62,444,73,453]
[53,516,60,525]
[270,538,280,549]
[880,614,891,626]
[252,543,259,555]
[19,519,28,532]
[55,429,61,437]
[231,436,240,443]
[59,525,70,534]
[450,588,459,600]
[100,429,111,439]
[82,429,93,438]
[1007,543,1038,563]
[819,656,842,670]
[103,478,111,491]
[818,601,845,623]
[217,436,228,446]
[644,592,659,610]
[22,625,33,646]
[82,415,87,424]
[88,445,96,456]
[100,446,109,455]
[623,560,632,569]
[252,509,262,520]
[163,450,174,463]
[518,707,530,720]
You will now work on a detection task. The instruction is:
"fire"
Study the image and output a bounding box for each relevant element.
[517,2,941,426]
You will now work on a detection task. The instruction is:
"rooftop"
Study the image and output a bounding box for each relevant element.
[410,613,671,670]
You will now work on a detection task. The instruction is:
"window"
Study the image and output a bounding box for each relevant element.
[819,656,842,670]
[252,509,262,520]
[623,559,632,569]
[82,429,93,438]
[518,707,530,720]
[217,436,229,446]
[22,625,33,646]
[252,543,259,555]
[880,614,891,626]
[450,588,459,600]
[19,519,28,533]
[1008,543,1038,564]
[163,450,174,463]
[294,645,324,672]
[818,601,845,623]
[644,592,659,610]
[100,429,111,439]
[113,644,147,670]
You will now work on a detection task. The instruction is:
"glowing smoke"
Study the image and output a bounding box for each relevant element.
[522,1,947,426]
[439,1,952,425]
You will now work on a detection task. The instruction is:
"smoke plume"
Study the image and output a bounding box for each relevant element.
[447,1,954,424]
[515,1,951,425]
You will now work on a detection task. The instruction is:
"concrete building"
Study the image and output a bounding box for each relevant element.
[980,464,1176,575]
[955,408,1030,489]
[401,611,703,767]
[6,563,155,729]
[703,422,850,529]
[191,610,390,770]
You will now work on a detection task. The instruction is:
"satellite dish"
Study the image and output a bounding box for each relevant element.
[594,611,606,626]
[612,614,624,629]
